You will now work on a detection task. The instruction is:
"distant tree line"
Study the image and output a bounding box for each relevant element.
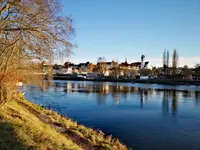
[162,49,199,80]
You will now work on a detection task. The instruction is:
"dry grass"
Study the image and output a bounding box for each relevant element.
[0,93,128,150]
[0,99,81,150]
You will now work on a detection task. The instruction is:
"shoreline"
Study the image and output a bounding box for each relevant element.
[53,76,200,86]
[0,94,128,150]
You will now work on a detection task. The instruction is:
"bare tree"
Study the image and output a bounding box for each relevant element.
[152,67,162,76]
[87,63,95,73]
[181,65,192,80]
[97,57,106,63]
[172,49,179,78]
[195,64,200,79]
[166,50,170,75]
[163,49,167,68]
[96,57,106,76]
[0,0,75,105]
[110,60,121,78]
[162,49,170,76]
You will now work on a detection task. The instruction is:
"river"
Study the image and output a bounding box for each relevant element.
[20,80,200,150]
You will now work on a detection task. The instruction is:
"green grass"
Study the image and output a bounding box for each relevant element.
[0,93,128,150]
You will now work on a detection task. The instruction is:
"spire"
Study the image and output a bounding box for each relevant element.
[141,55,145,69]
[125,57,127,63]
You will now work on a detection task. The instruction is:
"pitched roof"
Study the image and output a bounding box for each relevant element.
[79,62,90,66]
[131,62,141,67]
[120,62,131,67]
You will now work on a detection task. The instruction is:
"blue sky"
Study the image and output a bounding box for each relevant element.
[58,0,200,67]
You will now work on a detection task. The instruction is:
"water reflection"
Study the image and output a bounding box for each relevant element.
[27,81,200,114]
[97,92,107,105]
[195,91,200,106]
[159,89,178,115]
[140,89,148,108]
[50,82,200,112]
[172,90,177,115]
[22,81,200,150]
[162,90,169,114]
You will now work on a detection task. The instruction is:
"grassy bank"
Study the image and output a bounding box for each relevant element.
[0,94,128,150]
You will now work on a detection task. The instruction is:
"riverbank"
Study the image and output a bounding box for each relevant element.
[0,93,128,150]
[53,76,200,85]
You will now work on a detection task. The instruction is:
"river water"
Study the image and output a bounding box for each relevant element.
[21,80,200,150]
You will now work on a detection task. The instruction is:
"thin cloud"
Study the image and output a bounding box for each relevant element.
[148,57,200,68]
